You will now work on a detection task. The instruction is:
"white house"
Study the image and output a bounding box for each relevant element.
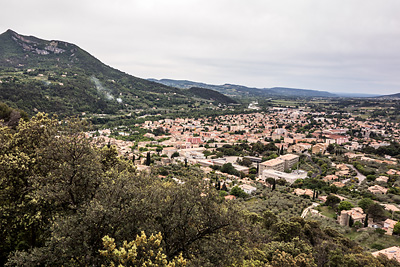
[239,184,257,194]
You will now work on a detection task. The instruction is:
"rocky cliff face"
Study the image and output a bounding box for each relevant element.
[9,30,67,55]
[0,29,83,68]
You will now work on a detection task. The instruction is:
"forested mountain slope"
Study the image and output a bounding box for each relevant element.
[0,30,194,115]
[149,78,338,98]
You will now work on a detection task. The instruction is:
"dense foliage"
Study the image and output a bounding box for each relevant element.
[1,114,399,266]
[188,87,238,104]
[0,101,28,126]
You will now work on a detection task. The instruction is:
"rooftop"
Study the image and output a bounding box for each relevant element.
[279,154,299,160]
[372,246,400,262]
[260,158,284,166]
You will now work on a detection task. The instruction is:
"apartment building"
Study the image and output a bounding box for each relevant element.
[259,154,299,174]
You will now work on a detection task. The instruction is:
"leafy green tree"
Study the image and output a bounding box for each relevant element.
[99,232,187,267]
[0,114,107,264]
[33,117,104,210]
[276,178,286,186]
[272,220,302,242]
[393,222,400,235]
[327,144,336,154]
[325,195,341,209]
[230,186,248,198]
[6,167,243,266]
[100,145,120,171]
[265,142,278,151]
[221,163,239,176]
[238,157,252,167]
[249,167,257,175]
[263,210,278,229]
[171,151,180,158]
[0,101,28,127]
[366,174,376,182]
[219,190,228,197]
[338,201,354,211]
[358,198,374,213]
[203,150,212,158]
[367,203,386,222]
[339,252,397,267]
[0,113,59,263]
[266,177,275,186]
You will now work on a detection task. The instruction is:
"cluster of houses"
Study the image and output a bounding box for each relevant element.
[88,109,399,169]
[85,108,400,262]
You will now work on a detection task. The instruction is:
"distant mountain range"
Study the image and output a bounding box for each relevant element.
[334,92,381,98]
[1,29,397,117]
[148,79,338,98]
[149,79,394,98]
[376,93,400,99]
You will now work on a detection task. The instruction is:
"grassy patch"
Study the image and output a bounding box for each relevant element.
[345,230,362,240]
[346,228,400,252]
[319,206,337,219]
[270,100,299,106]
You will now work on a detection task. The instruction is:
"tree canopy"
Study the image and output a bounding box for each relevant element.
[1,113,398,267]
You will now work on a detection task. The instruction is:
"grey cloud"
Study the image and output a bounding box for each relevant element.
[1,0,400,94]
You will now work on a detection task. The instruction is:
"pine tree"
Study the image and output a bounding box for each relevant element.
[216,181,221,190]
[349,216,354,227]
[364,213,369,228]
[221,183,228,192]
[146,152,151,166]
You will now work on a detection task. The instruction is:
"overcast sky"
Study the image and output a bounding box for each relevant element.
[1,0,400,94]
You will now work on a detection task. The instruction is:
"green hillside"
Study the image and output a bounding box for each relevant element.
[188,87,238,104]
[149,78,338,98]
[0,30,194,116]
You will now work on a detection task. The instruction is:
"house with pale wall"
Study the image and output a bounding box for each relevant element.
[368,185,388,195]
[337,207,366,227]
[311,143,328,154]
[239,184,257,194]
[293,188,314,198]
[383,219,398,235]
[372,246,400,262]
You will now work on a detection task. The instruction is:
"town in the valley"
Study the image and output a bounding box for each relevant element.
[3,5,400,264]
[87,104,400,261]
